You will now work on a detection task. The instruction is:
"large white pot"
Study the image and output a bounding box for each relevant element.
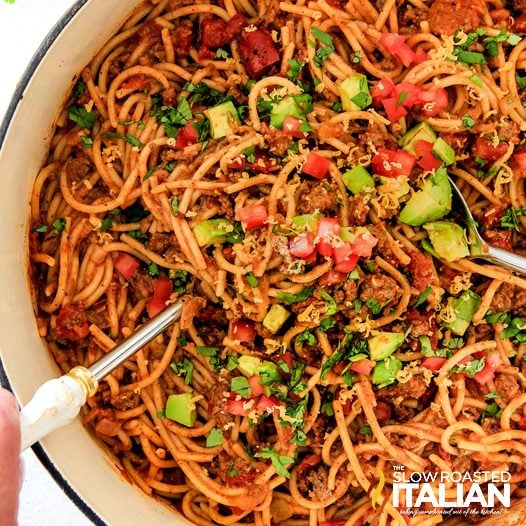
[0,1,189,524]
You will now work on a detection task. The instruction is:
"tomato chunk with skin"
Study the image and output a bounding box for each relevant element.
[474,352,502,385]
[371,148,416,177]
[382,97,408,122]
[256,395,279,412]
[175,122,199,149]
[350,233,378,258]
[302,152,331,180]
[371,78,395,108]
[472,136,509,163]
[226,397,250,416]
[418,87,448,117]
[239,28,279,78]
[319,269,348,286]
[349,358,376,376]
[421,357,447,372]
[289,232,315,259]
[415,140,442,171]
[237,204,268,230]
[282,116,307,139]
[316,217,341,256]
[230,320,256,342]
[114,253,140,279]
[147,276,173,317]
[247,375,264,397]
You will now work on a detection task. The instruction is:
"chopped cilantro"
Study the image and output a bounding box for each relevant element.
[122,202,149,222]
[501,206,526,231]
[485,391,500,400]
[366,298,383,315]
[100,217,113,233]
[170,357,193,384]
[352,51,362,63]
[358,425,372,435]
[216,48,229,59]
[287,59,305,81]
[73,79,86,99]
[309,26,335,69]
[276,286,314,304]
[226,355,239,371]
[319,289,337,316]
[396,92,408,108]
[454,357,486,377]
[33,224,48,233]
[318,317,336,332]
[127,230,148,243]
[297,329,316,346]
[231,376,251,397]
[52,217,66,235]
[148,263,160,277]
[255,448,294,479]
[151,95,193,137]
[516,75,526,90]
[171,196,179,217]
[68,104,97,129]
[168,269,191,294]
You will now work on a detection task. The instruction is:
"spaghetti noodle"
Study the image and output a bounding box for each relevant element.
[28,0,526,524]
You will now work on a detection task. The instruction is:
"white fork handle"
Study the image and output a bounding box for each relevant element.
[19,375,87,451]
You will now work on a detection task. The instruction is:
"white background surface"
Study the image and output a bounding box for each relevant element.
[0,1,92,524]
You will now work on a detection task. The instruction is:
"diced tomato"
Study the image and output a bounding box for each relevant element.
[371,148,416,177]
[297,454,321,474]
[319,269,348,286]
[237,204,268,230]
[147,276,173,317]
[421,357,447,372]
[415,140,442,171]
[380,33,416,67]
[380,32,406,54]
[289,232,316,259]
[230,320,256,342]
[374,401,392,421]
[256,395,279,412]
[485,229,513,250]
[414,48,429,64]
[282,116,306,139]
[472,136,509,163]
[393,82,422,108]
[114,253,140,280]
[473,352,503,385]
[175,122,199,149]
[418,87,448,117]
[226,397,250,416]
[350,232,378,258]
[239,28,279,78]
[349,358,376,376]
[316,217,341,257]
[371,78,395,108]
[302,152,331,180]
[382,97,408,122]
[333,242,359,272]
[510,149,526,175]
[121,75,149,90]
[408,250,433,291]
[247,375,264,397]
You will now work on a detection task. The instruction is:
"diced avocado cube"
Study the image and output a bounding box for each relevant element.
[378,175,410,198]
[263,304,290,334]
[368,332,404,361]
[398,122,437,156]
[423,221,469,262]
[432,138,455,166]
[291,213,322,232]
[193,219,234,247]
[398,190,449,226]
[372,356,402,387]
[270,97,303,129]
[399,167,452,226]
[443,290,482,336]
[237,355,261,377]
[165,393,197,427]
[422,166,452,209]
[338,74,372,112]
[342,166,374,195]
[204,100,240,139]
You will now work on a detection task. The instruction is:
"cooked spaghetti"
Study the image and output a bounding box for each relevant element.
[28,0,526,524]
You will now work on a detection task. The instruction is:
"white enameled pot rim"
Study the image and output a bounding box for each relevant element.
[0,2,103,524]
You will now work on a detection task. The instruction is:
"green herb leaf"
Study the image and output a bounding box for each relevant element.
[80,136,93,149]
[276,286,315,304]
[148,263,160,277]
[168,269,191,294]
[310,26,335,69]
[297,329,316,346]
[246,272,259,287]
[414,285,432,307]
[461,114,475,129]
[231,376,251,398]
[396,92,408,108]
[366,298,383,315]
[287,59,305,81]
[125,133,143,148]
[171,196,179,217]
[358,425,372,435]
[170,357,194,384]
[196,346,219,356]
[33,224,48,233]
[318,317,336,332]
[100,217,113,233]
[256,448,294,479]
[206,427,223,447]
[101,132,124,140]
[216,48,229,59]
[74,79,86,99]
[352,51,362,64]
[68,104,97,129]
[455,50,486,65]
[319,289,337,316]
[52,217,66,235]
